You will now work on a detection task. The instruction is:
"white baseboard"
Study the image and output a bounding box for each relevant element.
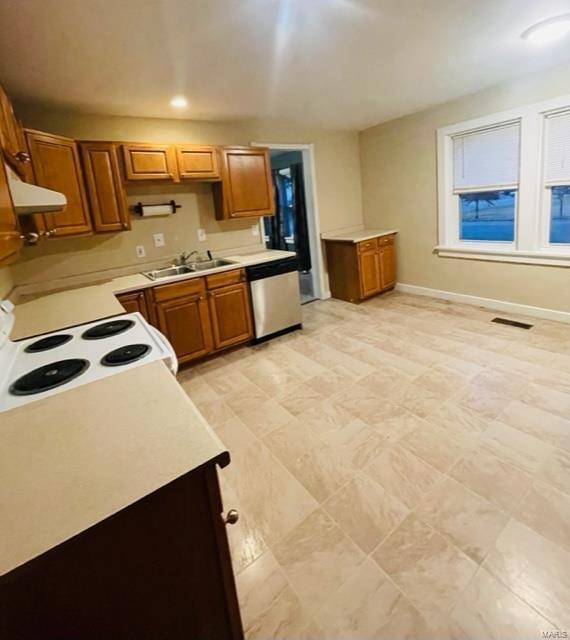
[395,283,570,324]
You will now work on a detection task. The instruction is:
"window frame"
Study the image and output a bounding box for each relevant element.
[436,96,570,267]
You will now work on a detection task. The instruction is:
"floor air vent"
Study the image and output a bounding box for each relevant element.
[492,317,533,330]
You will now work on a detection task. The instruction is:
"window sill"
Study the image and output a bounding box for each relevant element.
[435,245,570,267]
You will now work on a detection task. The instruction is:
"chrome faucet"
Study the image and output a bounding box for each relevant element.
[177,250,199,266]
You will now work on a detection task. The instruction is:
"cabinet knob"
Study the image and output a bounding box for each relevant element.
[15,151,31,163]
[224,509,239,525]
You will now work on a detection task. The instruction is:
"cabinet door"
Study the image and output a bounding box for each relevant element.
[80,142,130,232]
[214,147,274,219]
[122,143,178,182]
[176,145,220,181]
[0,160,22,267]
[116,290,149,320]
[379,244,396,289]
[208,282,253,350]
[358,250,381,298]
[25,130,92,236]
[155,293,213,363]
[0,85,30,179]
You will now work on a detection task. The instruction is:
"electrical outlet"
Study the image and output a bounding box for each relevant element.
[197,228,207,242]
[251,224,260,237]
[153,233,165,248]
[135,245,146,258]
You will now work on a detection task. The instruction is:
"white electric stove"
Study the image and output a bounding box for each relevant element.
[0,299,178,413]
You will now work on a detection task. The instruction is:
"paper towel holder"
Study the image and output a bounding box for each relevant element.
[133,200,181,216]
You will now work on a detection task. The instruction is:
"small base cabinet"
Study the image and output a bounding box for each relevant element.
[207,271,253,350]
[325,233,397,303]
[0,461,244,640]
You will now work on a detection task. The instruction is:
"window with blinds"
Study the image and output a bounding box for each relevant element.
[452,122,521,193]
[544,111,570,244]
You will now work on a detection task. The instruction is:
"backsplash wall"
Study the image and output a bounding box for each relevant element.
[11,182,263,286]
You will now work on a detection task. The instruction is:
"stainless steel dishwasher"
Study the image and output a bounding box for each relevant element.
[246,257,303,342]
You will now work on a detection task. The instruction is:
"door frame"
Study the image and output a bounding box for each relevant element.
[250,142,327,300]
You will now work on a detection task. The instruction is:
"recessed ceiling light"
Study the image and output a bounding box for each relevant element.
[170,96,188,109]
[522,14,570,44]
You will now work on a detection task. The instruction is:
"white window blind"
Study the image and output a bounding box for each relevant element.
[453,122,520,192]
[545,111,570,185]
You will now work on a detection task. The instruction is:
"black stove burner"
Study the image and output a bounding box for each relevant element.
[101,344,151,367]
[24,334,73,353]
[82,319,135,340]
[9,359,90,396]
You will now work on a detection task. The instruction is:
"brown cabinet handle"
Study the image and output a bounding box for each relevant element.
[223,509,239,525]
[15,150,30,163]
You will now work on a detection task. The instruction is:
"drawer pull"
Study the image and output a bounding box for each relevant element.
[224,509,239,525]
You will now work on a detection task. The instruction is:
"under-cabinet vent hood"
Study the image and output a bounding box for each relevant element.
[5,164,66,215]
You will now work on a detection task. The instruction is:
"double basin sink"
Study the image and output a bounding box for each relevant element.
[143,259,235,281]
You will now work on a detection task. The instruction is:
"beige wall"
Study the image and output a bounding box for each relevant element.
[360,62,570,313]
[12,105,363,288]
[0,266,13,298]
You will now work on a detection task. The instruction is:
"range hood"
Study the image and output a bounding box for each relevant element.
[5,164,66,215]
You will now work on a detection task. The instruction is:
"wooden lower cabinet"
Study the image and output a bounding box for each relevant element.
[155,292,214,364]
[116,290,149,320]
[208,282,253,350]
[0,462,244,640]
[325,233,397,303]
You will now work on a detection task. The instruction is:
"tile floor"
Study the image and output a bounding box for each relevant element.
[178,292,570,639]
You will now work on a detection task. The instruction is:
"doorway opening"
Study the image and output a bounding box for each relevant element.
[252,143,325,304]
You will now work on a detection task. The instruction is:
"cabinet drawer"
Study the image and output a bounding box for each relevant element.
[357,238,378,253]
[378,234,395,246]
[206,269,245,290]
[152,277,206,303]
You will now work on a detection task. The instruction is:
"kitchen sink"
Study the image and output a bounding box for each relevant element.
[189,259,234,271]
[143,259,235,280]
[143,265,195,280]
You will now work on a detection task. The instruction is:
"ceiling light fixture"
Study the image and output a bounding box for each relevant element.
[170,96,188,109]
[522,14,570,44]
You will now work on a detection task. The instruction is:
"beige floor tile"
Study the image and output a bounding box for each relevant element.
[224,383,270,415]
[234,398,295,438]
[516,481,570,553]
[413,363,473,396]
[330,383,397,423]
[236,550,315,640]
[324,474,408,553]
[358,366,411,396]
[399,422,478,472]
[204,369,252,397]
[453,383,513,421]
[484,520,570,629]
[537,447,570,495]
[223,441,318,545]
[264,420,355,502]
[374,513,477,620]
[325,418,386,468]
[478,420,552,474]
[449,450,532,513]
[425,400,490,436]
[277,383,327,417]
[367,405,428,444]
[365,445,445,509]
[449,567,554,640]
[499,400,570,450]
[191,397,236,427]
[316,558,429,640]
[389,380,450,419]
[273,509,365,612]
[519,382,570,420]
[415,478,509,563]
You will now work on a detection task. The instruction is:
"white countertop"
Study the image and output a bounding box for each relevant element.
[321,228,398,243]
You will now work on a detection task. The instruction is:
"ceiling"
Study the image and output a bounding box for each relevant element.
[2,0,570,129]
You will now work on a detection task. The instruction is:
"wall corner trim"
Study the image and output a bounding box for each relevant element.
[395,283,570,324]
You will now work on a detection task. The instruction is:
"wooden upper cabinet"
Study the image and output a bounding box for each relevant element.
[176,145,220,181]
[0,159,22,267]
[214,146,275,219]
[80,142,130,232]
[25,130,92,236]
[208,280,253,350]
[122,143,179,182]
[0,85,30,180]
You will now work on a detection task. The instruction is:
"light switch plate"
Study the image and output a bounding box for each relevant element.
[197,228,207,242]
[135,245,146,258]
[251,224,260,237]
[153,233,165,247]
